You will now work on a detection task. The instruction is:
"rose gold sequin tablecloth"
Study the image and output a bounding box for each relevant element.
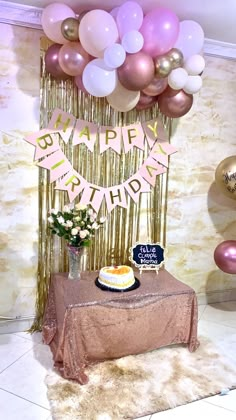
[42,269,199,384]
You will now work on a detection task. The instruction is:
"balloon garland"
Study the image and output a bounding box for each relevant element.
[41,1,205,115]
[214,156,236,274]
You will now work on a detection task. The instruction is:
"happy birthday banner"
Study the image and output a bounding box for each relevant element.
[24,108,177,213]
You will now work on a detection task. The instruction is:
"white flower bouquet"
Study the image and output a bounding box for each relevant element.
[48,203,106,248]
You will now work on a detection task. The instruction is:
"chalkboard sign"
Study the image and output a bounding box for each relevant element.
[129,242,165,272]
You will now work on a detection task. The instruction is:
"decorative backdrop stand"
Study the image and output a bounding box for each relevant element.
[30,37,172,331]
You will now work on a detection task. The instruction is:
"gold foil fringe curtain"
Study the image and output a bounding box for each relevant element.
[31,37,171,331]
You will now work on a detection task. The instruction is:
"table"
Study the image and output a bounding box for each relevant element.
[42,269,199,384]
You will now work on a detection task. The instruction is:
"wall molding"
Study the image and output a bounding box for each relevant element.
[1,1,236,59]
[204,38,236,60]
[197,288,236,306]
[0,0,42,30]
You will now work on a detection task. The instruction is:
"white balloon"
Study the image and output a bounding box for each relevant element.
[168,68,188,90]
[79,10,119,58]
[104,43,126,69]
[82,59,117,97]
[184,54,205,75]
[174,20,204,59]
[184,75,202,94]
[107,80,140,112]
[121,30,144,54]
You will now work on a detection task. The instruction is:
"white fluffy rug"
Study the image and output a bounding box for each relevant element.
[46,336,236,420]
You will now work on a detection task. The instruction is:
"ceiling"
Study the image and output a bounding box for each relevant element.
[6,0,236,44]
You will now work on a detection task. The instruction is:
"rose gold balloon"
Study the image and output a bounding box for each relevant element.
[117,52,155,91]
[58,41,90,76]
[142,76,168,96]
[214,240,236,274]
[158,86,193,118]
[45,43,69,80]
[136,92,158,111]
[74,74,88,94]
[215,156,236,200]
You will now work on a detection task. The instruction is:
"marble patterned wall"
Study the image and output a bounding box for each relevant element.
[0,22,235,332]
[0,23,41,331]
[165,56,236,301]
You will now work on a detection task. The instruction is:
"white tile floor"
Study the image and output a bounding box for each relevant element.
[0,301,236,420]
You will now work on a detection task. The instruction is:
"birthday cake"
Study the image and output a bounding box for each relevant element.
[98,265,135,290]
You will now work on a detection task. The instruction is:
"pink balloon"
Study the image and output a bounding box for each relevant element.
[74,74,88,94]
[142,77,168,96]
[140,7,179,57]
[116,1,143,37]
[58,42,90,76]
[41,3,75,44]
[110,7,119,20]
[174,20,204,59]
[214,240,236,274]
[45,43,69,79]
[136,92,158,111]
[79,10,119,58]
[117,51,155,91]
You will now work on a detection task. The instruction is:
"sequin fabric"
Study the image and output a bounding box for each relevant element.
[42,270,199,384]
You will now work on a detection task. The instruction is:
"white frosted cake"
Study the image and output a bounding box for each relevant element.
[98,265,135,290]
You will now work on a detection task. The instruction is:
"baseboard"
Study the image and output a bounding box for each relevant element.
[0,318,34,334]
[197,288,236,305]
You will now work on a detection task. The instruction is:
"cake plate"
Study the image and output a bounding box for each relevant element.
[95,277,140,292]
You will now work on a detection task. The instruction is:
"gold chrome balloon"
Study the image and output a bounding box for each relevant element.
[61,17,79,42]
[154,55,172,78]
[167,48,184,69]
[215,156,236,200]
